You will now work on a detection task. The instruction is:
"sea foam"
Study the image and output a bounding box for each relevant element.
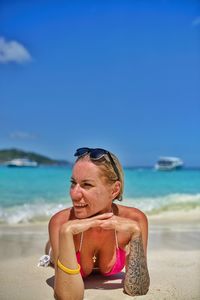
[0,193,200,224]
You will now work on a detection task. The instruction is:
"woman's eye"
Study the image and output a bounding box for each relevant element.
[70,181,93,189]
[83,183,93,188]
[70,181,76,187]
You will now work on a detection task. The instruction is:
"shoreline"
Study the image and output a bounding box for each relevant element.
[0,213,200,299]
[0,207,199,227]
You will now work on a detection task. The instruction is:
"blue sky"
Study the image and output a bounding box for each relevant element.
[0,0,200,166]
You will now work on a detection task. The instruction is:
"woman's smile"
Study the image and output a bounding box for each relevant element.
[74,203,88,208]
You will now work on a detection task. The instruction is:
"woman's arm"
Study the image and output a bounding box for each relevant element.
[100,209,150,296]
[54,226,84,300]
[123,234,150,296]
[48,210,84,300]
[123,213,150,296]
[49,211,113,300]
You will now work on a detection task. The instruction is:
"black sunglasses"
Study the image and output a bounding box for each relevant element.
[74,147,120,181]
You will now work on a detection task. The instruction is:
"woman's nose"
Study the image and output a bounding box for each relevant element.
[71,184,82,199]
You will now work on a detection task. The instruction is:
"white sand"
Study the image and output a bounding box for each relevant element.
[0,212,200,300]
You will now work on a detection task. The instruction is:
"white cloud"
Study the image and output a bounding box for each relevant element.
[0,37,32,64]
[192,16,200,27]
[9,131,37,140]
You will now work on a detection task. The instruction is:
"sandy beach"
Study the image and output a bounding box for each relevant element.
[0,211,200,300]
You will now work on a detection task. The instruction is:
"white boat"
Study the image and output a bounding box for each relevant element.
[6,158,38,168]
[155,157,183,171]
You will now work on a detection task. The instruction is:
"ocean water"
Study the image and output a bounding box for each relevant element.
[0,166,200,224]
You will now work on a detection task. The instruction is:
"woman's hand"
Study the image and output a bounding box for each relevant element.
[60,212,113,235]
[100,215,141,238]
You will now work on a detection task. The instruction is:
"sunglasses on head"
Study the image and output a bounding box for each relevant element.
[74,147,120,181]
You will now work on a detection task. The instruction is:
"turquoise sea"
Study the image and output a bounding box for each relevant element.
[0,166,200,224]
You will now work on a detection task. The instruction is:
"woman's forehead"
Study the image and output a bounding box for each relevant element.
[72,159,101,178]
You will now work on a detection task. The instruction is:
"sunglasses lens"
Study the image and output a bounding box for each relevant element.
[89,149,107,160]
[74,147,90,157]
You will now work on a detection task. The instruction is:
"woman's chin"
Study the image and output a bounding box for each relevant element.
[73,207,110,219]
[74,208,98,219]
[74,208,88,219]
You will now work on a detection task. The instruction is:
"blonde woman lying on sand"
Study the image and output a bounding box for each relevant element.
[46,148,150,300]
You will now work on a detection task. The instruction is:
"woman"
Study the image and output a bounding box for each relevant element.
[48,147,150,300]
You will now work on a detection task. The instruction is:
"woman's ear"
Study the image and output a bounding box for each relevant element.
[112,181,121,200]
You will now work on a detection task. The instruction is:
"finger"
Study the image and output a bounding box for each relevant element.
[90,220,104,227]
[77,219,104,229]
[100,224,114,230]
[100,220,116,229]
[89,212,113,220]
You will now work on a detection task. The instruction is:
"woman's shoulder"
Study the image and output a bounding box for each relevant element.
[115,203,148,223]
[48,207,72,231]
[115,204,149,243]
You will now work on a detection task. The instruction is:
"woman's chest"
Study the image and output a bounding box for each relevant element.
[74,230,130,275]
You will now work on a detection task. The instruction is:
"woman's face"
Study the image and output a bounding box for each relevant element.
[70,159,114,218]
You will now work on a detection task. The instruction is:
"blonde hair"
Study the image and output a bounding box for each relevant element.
[75,152,124,201]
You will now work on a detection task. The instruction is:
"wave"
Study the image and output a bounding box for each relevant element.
[122,194,200,222]
[0,193,200,224]
[122,193,200,214]
[0,202,70,225]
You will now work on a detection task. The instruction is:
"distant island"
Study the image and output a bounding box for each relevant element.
[0,148,72,166]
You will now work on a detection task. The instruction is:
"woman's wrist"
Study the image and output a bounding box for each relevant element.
[59,225,74,253]
[59,222,74,235]
[58,226,77,268]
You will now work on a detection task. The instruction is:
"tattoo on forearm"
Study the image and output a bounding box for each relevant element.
[124,235,150,296]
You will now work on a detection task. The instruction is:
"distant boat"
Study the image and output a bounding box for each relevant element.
[5,158,38,168]
[155,157,183,171]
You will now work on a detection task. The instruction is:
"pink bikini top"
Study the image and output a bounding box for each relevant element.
[76,231,126,277]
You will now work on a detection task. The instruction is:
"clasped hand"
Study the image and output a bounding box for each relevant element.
[60,212,141,238]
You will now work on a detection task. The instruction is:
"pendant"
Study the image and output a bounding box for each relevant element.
[92,254,97,263]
